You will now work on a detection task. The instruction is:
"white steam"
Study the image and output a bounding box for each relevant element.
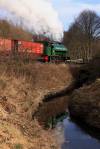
[0,0,63,41]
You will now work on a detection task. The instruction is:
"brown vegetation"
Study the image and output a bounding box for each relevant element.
[0,59,73,149]
[0,20,32,40]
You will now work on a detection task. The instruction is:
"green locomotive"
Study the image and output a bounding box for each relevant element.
[41,41,68,62]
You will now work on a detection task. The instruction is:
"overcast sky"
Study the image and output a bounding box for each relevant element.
[52,0,100,30]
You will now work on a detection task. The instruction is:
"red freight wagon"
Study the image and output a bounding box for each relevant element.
[32,43,44,54]
[0,38,44,61]
[0,38,11,52]
[12,40,44,55]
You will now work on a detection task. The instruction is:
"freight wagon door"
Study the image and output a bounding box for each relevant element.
[11,40,18,55]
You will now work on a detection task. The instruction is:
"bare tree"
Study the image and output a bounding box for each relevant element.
[63,10,100,61]
[0,20,10,38]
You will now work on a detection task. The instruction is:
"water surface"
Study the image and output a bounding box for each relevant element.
[55,117,100,149]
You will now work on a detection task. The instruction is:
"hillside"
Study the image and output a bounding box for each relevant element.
[0,20,32,40]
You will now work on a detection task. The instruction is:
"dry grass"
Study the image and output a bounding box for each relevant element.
[0,59,73,149]
[0,60,73,118]
[0,115,58,149]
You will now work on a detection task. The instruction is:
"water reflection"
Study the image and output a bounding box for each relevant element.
[62,118,100,149]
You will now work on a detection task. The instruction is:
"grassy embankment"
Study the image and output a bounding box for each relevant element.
[0,57,73,149]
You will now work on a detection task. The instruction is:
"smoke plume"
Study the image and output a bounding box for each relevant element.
[0,0,63,41]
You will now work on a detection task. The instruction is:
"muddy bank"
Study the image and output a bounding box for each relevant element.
[35,95,69,125]
[69,79,100,130]
[43,81,75,102]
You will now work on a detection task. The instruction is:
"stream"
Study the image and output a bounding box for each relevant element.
[55,116,100,149]
[36,86,100,149]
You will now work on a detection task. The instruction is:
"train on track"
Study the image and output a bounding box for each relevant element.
[0,37,69,62]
